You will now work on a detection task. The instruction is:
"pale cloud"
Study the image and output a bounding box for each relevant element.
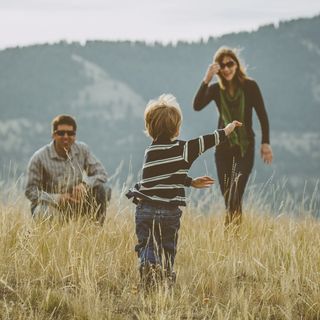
[0,0,319,49]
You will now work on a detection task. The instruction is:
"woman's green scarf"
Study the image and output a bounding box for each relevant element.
[220,87,249,157]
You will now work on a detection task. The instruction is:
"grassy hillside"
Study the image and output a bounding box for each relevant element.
[0,15,320,191]
[0,186,319,319]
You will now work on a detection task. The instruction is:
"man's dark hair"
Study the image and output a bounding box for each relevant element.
[52,114,77,133]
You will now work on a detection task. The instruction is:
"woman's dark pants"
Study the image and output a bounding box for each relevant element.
[215,143,254,226]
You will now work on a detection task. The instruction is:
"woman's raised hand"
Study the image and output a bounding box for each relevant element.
[203,62,220,84]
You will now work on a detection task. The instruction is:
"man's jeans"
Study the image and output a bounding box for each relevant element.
[135,202,182,272]
[31,184,111,223]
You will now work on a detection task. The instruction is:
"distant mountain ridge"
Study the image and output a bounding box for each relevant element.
[0,15,319,193]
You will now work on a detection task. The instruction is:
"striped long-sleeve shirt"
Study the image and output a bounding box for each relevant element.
[25,141,107,207]
[126,129,226,206]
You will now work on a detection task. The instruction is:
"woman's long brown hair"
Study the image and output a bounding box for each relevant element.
[214,47,249,90]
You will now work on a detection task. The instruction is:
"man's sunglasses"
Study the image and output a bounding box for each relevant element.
[54,130,76,137]
[220,61,236,70]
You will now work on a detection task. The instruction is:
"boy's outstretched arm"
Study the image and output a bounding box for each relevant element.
[184,120,242,164]
[191,176,215,188]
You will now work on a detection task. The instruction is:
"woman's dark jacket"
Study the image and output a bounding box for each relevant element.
[193,79,270,148]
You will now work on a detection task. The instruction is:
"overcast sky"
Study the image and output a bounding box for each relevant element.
[0,0,319,49]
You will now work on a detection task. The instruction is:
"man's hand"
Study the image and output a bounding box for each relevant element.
[72,183,87,201]
[59,193,80,206]
[191,176,215,189]
[261,143,273,164]
[223,120,243,136]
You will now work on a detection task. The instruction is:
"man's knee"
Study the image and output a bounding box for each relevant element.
[31,203,59,219]
[92,185,112,222]
[105,186,112,202]
[92,184,112,204]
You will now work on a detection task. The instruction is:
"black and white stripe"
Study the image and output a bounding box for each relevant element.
[126,129,226,206]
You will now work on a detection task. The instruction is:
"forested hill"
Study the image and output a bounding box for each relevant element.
[0,15,319,192]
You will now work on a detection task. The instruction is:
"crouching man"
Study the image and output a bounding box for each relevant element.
[25,114,111,223]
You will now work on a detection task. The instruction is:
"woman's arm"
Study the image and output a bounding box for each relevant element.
[251,80,273,164]
[193,62,220,111]
[193,82,217,111]
[251,81,270,144]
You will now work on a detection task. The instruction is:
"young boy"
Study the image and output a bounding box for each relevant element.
[126,94,241,286]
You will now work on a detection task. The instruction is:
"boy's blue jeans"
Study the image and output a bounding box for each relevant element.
[135,202,182,272]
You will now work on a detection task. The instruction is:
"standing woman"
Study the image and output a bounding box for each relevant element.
[193,47,273,227]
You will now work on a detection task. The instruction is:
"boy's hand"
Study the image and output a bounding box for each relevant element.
[191,176,215,188]
[224,120,242,136]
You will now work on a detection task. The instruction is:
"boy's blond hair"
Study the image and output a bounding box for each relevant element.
[144,94,182,141]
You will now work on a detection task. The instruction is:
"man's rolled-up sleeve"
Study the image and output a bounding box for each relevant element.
[25,155,60,206]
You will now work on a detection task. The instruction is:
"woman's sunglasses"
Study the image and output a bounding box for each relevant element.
[54,130,76,137]
[220,61,236,70]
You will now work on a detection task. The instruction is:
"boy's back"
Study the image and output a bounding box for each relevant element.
[127,131,225,206]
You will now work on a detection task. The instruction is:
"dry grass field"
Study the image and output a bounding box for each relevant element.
[0,181,319,319]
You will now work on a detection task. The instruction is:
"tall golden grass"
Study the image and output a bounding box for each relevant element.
[0,181,319,319]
